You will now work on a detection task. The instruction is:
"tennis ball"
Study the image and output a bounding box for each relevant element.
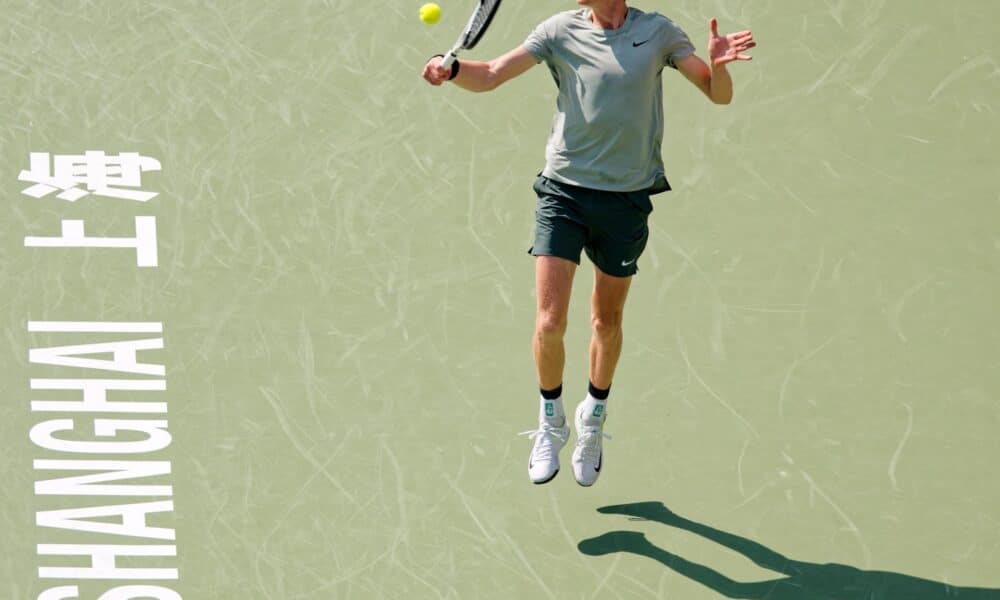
[419,3,441,25]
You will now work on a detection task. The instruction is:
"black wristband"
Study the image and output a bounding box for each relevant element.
[430,54,460,81]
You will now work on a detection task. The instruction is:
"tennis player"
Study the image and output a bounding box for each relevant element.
[421,0,755,486]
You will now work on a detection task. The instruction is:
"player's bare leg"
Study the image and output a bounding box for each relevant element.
[573,265,632,486]
[589,266,632,389]
[524,255,576,484]
[533,255,576,390]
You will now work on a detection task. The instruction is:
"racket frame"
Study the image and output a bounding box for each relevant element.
[440,0,502,69]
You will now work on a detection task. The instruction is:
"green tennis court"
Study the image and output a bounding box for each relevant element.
[2,1,999,598]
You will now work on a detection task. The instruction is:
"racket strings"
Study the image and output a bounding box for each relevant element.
[471,0,499,30]
[463,0,501,48]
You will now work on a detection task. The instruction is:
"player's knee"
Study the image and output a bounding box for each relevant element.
[591,312,623,338]
[535,311,567,340]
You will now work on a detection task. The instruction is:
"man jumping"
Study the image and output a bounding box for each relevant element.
[422,0,755,486]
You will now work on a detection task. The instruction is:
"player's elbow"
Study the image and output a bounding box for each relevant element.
[708,88,733,105]
[480,63,504,92]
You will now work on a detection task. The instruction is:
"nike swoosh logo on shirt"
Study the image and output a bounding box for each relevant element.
[632,40,650,47]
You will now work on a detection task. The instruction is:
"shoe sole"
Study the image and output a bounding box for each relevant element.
[532,468,559,485]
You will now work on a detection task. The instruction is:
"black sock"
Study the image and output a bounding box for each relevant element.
[540,384,563,400]
[588,381,610,400]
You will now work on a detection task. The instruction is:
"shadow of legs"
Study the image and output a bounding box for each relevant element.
[582,503,1000,600]
[598,501,800,574]
[579,530,784,599]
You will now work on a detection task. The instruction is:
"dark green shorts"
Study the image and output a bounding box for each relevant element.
[529,175,653,278]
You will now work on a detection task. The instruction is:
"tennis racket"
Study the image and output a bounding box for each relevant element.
[440,0,503,69]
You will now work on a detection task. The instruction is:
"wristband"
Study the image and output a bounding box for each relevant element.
[430,54,461,80]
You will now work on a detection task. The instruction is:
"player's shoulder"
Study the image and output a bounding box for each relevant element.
[631,8,687,46]
[537,9,589,32]
[631,9,688,35]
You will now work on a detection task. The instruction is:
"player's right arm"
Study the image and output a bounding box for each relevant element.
[422,46,538,92]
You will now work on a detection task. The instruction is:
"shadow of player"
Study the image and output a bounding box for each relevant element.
[578,502,1000,599]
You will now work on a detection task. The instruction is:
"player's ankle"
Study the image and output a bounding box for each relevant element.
[587,381,610,400]
[579,382,608,425]
[540,384,565,425]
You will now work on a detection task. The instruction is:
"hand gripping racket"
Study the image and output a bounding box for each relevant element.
[440,0,503,69]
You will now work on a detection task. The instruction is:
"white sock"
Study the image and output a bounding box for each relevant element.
[578,393,607,426]
[540,395,565,426]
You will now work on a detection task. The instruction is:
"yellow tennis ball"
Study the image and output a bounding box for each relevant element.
[419,3,441,25]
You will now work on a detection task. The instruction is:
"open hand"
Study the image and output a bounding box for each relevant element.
[708,18,756,68]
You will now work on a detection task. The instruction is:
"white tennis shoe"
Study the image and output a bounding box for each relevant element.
[572,403,610,487]
[521,420,570,484]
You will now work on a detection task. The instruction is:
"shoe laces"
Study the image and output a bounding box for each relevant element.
[575,424,611,463]
[519,422,568,462]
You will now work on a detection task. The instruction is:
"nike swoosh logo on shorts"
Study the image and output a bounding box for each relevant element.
[621,258,636,266]
[632,40,650,47]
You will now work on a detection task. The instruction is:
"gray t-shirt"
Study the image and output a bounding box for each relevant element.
[523,8,694,193]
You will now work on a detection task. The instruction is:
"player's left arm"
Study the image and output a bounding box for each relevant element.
[675,18,755,105]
